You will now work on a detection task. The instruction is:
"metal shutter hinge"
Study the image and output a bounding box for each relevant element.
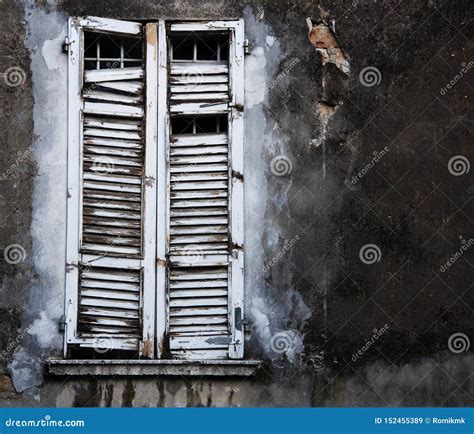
[243,39,251,55]
[62,36,72,53]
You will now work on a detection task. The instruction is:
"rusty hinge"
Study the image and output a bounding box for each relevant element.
[62,36,72,53]
[229,103,244,112]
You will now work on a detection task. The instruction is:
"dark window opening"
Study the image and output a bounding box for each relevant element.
[84,31,143,70]
[171,114,228,135]
[171,32,229,61]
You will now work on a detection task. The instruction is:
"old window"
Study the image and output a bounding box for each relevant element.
[65,17,244,361]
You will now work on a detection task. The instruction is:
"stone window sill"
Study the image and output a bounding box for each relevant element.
[47,359,261,377]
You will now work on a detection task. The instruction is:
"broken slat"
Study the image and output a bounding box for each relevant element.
[83,89,142,105]
[98,80,143,95]
[83,117,142,131]
[169,101,228,113]
[84,101,143,118]
[84,66,144,83]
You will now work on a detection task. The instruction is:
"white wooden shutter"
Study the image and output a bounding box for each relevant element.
[65,17,158,356]
[165,21,245,359]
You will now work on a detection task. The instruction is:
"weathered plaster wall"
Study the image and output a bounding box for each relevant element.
[0,0,472,406]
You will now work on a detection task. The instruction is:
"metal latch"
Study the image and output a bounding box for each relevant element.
[243,39,251,55]
[62,36,72,53]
